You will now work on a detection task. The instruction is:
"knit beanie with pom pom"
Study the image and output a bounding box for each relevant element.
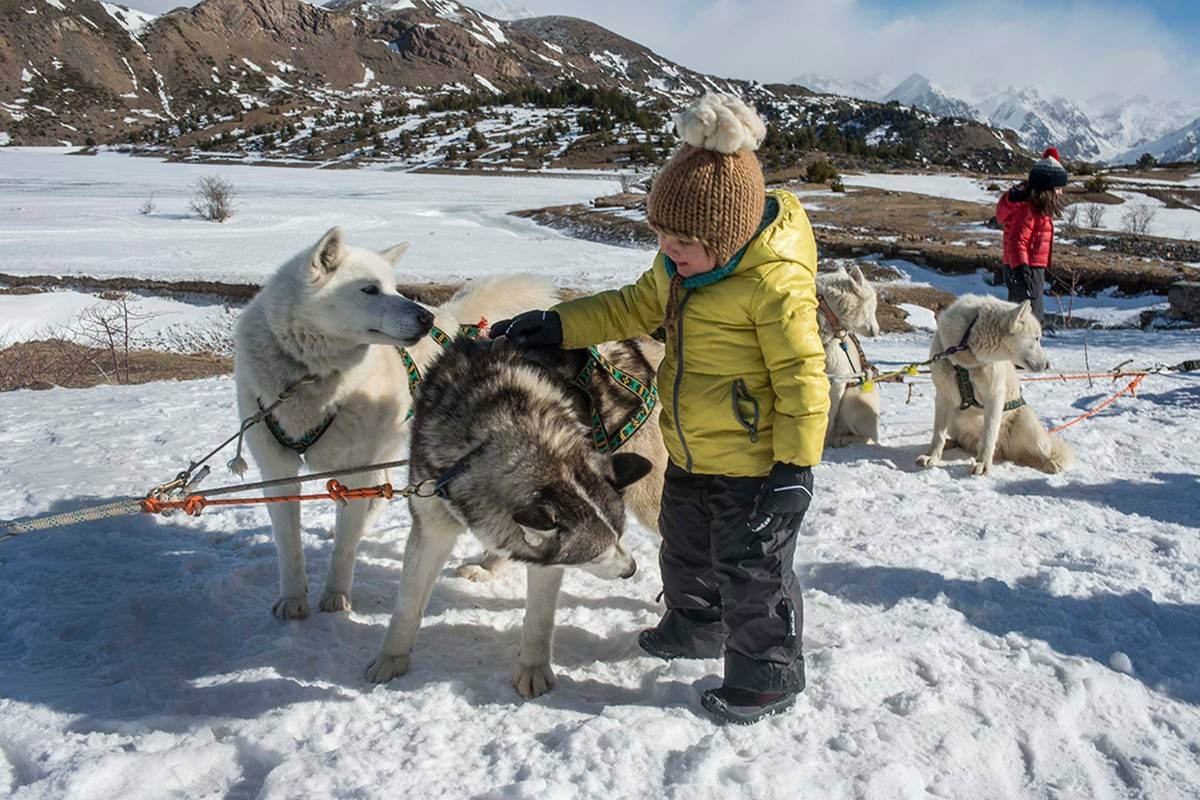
[1028,147,1069,191]
[647,93,768,267]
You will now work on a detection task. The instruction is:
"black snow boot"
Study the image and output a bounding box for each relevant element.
[700,686,798,725]
[638,627,724,661]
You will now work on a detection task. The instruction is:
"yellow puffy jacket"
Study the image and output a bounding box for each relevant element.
[554,189,829,477]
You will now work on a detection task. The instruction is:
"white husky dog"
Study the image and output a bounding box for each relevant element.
[816,265,882,447]
[916,294,1074,476]
[234,227,558,618]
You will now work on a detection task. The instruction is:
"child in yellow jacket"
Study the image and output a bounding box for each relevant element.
[492,94,829,723]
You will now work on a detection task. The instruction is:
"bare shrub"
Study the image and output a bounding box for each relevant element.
[1120,203,1156,237]
[1062,202,1081,234]
[618,173,649,194]
[190,175,236,222]
[1083,203,1106,229]
[139,192,157,215]
[68,294,158,384]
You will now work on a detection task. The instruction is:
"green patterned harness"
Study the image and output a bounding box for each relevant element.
[398,322,487,420]
[953,365,1027,413]
[569,346,659,454]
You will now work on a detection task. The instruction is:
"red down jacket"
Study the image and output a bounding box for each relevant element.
[996,192,1054,268]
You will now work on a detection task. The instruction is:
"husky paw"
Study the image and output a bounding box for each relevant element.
[970,460,992,476]
[915,455,940,468]
[455,563,500,583]
[513,663,556,698]
[271,596,310,620]
[365,654,410,684]
[319,590,352,613]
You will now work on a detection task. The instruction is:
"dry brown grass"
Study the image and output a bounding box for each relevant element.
[0,339,232,392]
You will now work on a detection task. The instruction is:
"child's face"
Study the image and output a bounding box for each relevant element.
[658,233,717,277]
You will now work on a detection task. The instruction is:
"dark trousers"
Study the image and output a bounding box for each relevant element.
[655,462,805,693]
[1004,264,1046,323]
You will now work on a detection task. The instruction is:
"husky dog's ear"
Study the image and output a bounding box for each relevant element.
[513,504,556,532]
[381,242,410,265]
[1008,300,1031,331]
[611,453,653,491]
[309,227,345,281]
[849,264,868,293]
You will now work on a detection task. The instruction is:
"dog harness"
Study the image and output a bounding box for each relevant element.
[817,294,878,389]
[257,398,337,455]
[258,320,489,456]
[398,320,489,420]
[569,346,659,454]
[953,365,1027,412]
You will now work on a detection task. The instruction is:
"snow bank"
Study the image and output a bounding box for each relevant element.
[840,173,1000,205]
[0,149,643,289]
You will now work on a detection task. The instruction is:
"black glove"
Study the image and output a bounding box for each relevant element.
[747,463,813,539]
[489,310,563,348]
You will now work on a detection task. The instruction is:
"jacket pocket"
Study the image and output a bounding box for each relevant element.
[730,379,760,443]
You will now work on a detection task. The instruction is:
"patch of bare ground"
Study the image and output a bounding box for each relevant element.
[512,184,1193,296]
[0,340,232,392]
[0,273,463,308]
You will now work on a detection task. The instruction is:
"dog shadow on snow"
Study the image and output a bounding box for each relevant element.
[1001,472,1200,529]
[0,497,694,735]
[803,561,1200,704]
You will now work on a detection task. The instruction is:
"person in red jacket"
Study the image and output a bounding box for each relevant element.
[996,147,1069,323]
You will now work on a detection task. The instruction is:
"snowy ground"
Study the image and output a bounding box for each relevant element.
[0,290,238,354]
[2,329,1198,799]
[2,151,1199,799]
[0,148,644,289]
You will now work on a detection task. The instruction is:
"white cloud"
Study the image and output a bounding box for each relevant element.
[512,0,1200,107]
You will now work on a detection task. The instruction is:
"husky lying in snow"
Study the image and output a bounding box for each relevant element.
[234,227,558,619]
[366,338,664,697]
[916,294,1074,476]
[816,265,882,447]
[453,338,667,583]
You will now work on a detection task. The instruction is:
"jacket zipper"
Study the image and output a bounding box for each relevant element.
[673,290,695,472]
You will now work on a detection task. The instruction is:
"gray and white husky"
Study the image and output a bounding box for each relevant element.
[366,337,662,697]
[916,294,1074,476]
[234,227,558,619]
[816,265,882,447]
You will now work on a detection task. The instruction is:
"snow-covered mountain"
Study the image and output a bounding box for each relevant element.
[1112,116,1200,165]
[789,69,1200,164]
[791,72,889,102]
[883,74,980,123]
[975,86,1112,162]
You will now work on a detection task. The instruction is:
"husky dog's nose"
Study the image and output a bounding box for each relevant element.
[417,308,435,330]
[620,560,637,579]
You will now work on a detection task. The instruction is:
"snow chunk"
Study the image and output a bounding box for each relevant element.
[474,74,501,95]
[898,303,937,331]
[241,58,262,73]
[353,66,375,89]
[0,132,10,146]
[43,0,65,10]
[101,2,156,36]
[1109,651,1134,675]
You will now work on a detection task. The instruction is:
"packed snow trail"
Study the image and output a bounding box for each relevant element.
[2,330,1198,799]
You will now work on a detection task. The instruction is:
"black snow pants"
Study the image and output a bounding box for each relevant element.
[1004,264,1046,323]
[653,462,806,693]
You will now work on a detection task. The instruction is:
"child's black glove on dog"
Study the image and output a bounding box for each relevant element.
[490,310,563,348]
[747,463,813,538]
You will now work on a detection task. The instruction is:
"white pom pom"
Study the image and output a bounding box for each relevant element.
[673,93,767,155]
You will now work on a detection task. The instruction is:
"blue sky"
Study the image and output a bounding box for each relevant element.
[124,0,1200,107]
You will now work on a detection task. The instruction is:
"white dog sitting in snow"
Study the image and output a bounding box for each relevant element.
[815,265,882,447]
[916,294,1074,476]
[234,227,558,619]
